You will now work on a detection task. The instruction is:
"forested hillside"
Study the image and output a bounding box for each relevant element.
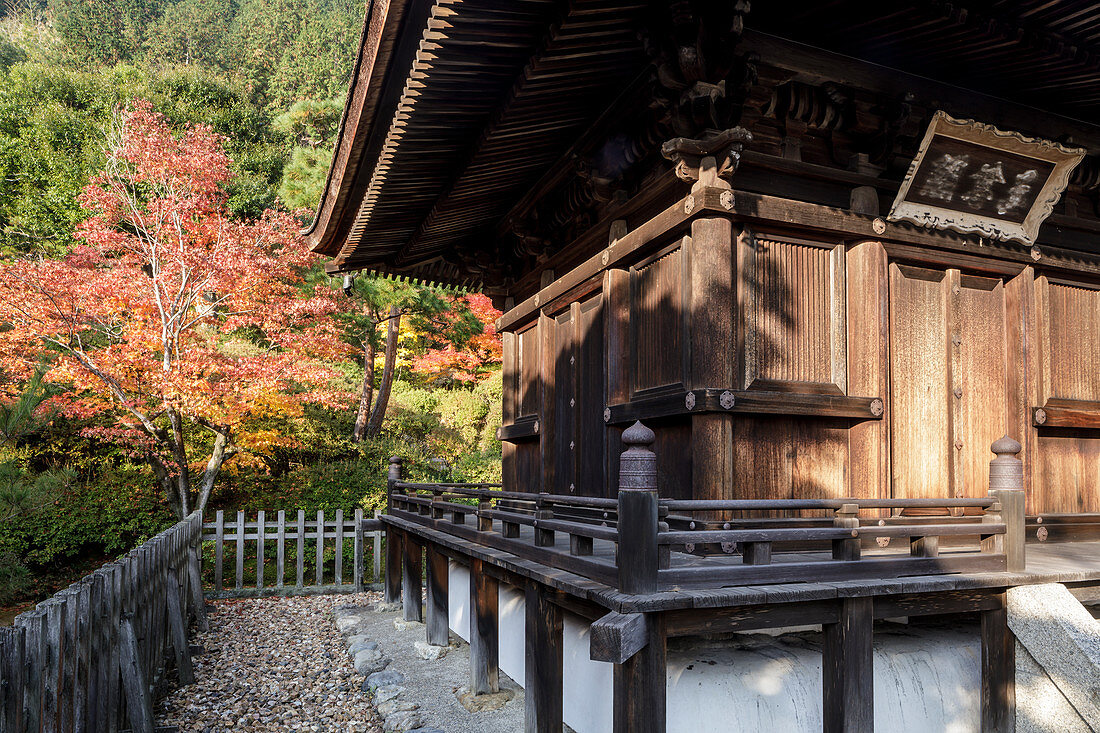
[0,0,503,611]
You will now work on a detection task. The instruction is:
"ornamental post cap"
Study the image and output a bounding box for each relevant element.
[621,420,655,447]
[991,435,1022,457]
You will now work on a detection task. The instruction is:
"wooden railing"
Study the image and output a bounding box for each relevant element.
[0,513,205,733]
[201,509,385,597]
[387,426,1027,595]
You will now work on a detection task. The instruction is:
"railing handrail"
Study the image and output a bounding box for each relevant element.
[661,497,995,511]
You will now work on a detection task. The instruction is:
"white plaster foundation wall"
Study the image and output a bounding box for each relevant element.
[446,562,613,733]
[447,560,982,733]
[666,626,981,733]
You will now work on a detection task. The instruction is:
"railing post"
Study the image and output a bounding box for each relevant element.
[385,457,404,604]
[832,503,861,561]
[988,435,1026,572]
[387,456,403,513]
[617,421,659,595]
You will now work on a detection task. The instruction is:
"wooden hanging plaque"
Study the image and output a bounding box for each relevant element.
[888,111,1084,245]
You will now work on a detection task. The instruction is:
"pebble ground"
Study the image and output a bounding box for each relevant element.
[157,593,385,732]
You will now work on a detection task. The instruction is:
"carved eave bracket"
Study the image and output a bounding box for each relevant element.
[661,127,753,192]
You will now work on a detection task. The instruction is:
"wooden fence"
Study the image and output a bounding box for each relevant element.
[0,512,205,733]
[201,509,385,597]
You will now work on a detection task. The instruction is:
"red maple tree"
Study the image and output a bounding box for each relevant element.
[410,293,502,383]
[0,102,348,518]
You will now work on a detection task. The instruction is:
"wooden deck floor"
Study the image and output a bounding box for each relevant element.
[385,513,1100,614]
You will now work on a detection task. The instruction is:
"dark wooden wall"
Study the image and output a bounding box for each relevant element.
[498,196,1100,515]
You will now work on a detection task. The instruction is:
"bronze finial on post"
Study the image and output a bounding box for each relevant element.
[987,436,1025,572]
[618,421,659,594]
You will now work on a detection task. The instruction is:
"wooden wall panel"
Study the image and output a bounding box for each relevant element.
[544,309,574,495]
[846,241,889,500]
[1046,282,1100,402]
[889,265,951,499]
[741,236,845,393]
[576,295,607,496]
[631,246,687,395]
[955,275,1007,498]
[1034,432,1100,513]
[731,417,848,506]
[1033,277,1100,513]
[517,324,540,418]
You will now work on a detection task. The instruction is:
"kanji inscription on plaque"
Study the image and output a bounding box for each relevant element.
[888,112,1084,245]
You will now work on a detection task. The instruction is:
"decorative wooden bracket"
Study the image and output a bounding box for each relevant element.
[605,389,883,425]
[497,414,540,442]
[661,127,753,190]
[590,610,650,664]
[1032,399,1100,429]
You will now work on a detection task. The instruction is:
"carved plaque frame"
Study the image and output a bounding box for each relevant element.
[888,111,1084,245]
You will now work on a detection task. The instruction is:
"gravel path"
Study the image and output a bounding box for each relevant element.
[157,593,386,732]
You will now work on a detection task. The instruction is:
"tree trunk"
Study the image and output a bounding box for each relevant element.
[352,329,376,442]
[149,456,184,519]
[167,408,191,514]
[194,429,232,516]
[366,306,400,437]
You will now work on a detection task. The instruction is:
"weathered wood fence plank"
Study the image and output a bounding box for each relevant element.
[2,512,202,733]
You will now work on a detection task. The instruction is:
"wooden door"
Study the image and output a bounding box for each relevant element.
[888,264,1008,500]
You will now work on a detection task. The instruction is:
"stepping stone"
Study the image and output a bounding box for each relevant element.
[378,699,419,717]
[374,684,404,704]
[414,641,448,660]
[385,710,422,732]
[365,669,406,691]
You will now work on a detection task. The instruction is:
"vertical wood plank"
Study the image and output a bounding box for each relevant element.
[524,583,563,733]
[41,599,63,733]
[256,510,265,589]
[118,614,153,733]
[296,510,305,588]
[470,558,499,695]
[107,565,121,733]
[981,599,1015,733]
[164,569,193,686]
[235,511,245,590]
[188,520,207,632]
[613,614,665,733]
[277,510,286,589]
[335,509,344,587]
[315,510,325,586]
[74,580,91,733]
[385,528,402,604]
[214,510,224,593]
[60,588,76,733]
[402,533,423,623]
[2,625,26,733]
[822,597,874,733]
[846,240,890,501]
[425,545,448,646]
[15,610,45,733]
[354,508,364,591]
[373,510,382,583]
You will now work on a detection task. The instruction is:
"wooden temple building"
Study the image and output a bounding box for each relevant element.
[307,2,1100,731]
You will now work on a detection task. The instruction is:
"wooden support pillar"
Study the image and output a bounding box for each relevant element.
[425,545,449,646]
[402,533,423,623]
[823,597,874,733]
[690,207,734,504]
[524,583,562,733]
[981,599,1015,733]
[988,437,1026,572]
[613,614,665,733]
[470,558,499,695]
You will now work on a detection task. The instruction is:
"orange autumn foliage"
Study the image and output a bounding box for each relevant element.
[0,102,351,516]
[410,293,501,382]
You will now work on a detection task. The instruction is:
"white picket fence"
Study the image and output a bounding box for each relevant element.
[201,509,385,597]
